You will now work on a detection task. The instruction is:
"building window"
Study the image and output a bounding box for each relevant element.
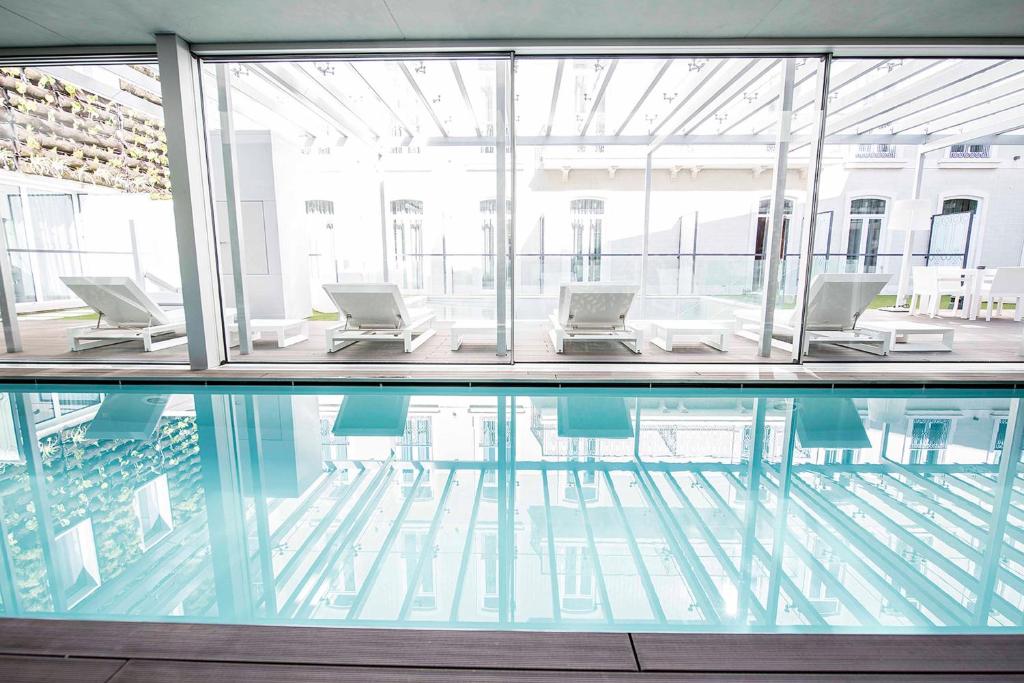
[480,199,511,290]
[909,418,952,464]
[846,198,886,273]
[570,198,603,282]
[855,143,896,159]
[134,475,173,551]
[941,198,979,215]
[562,546,596,613]
[480,532,499,610]
[391,199,423,289]
[54,519,101,608]
[399,417,433,499]
[753,198,794,290]
[948,144,990,159]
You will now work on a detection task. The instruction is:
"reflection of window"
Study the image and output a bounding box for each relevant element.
[0,395,20,463]
[134,475,173,551]
[855,143,896,159]
[562,546,596,612]
[570,199,603,282]
[480,532,499,610]
[403,532,436,610]
[480,199,512,289]
[847,198,886,273]
[753,198,794,289]
[55,519,101,608]
[949,144,990,159]
[991,418,1008,461]
[909,418,952,464]
[391,199,423,289]
[400,418,433,499]
[328,550,358,608]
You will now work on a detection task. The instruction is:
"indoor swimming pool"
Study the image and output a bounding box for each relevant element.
[0,383,1021,635]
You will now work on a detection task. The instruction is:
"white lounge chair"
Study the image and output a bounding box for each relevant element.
[735,273,891,355]
[322,283,436,353]
[548,283,642,354]
[60,276,188,352]
[972,267,1024,321]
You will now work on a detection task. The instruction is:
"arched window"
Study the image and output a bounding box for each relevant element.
[570,198,603,282]
[942,197,978,215]
[847,198,886,273]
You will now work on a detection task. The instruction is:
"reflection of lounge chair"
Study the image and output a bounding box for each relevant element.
[322,283,435,353]
[332,395,411,437]
[60,276,187,352]
[795,397,870,449]
[548,284,642,354]
[85,394,169,440]
[556,395,634,439]
[735,273,891,355]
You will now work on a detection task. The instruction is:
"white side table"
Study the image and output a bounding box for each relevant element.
[648,319,734,352]
[860,320,954,352]
[451,320,497,350]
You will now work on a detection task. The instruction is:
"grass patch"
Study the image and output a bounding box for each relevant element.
[62,312,100,321]
[309,309,339,322]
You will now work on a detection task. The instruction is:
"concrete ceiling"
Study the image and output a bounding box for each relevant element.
[0,0,1023,48]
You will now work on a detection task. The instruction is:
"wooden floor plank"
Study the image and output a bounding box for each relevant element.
[0,619,635,671]
[108,660,1024,683]
[0,654,125,682]
[632,633,1024,673]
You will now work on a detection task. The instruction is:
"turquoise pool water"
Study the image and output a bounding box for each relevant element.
[0,383,1021,633]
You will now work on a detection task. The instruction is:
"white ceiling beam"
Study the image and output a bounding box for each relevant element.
[252,65,357,141]
[921,111,1024,153]
[891,77,1024,134]
[287,63,380,142]
[680,59,779,135]
[648,60,751,151]
[348,63,414,139]
[398,62,448,137]
[826,60,1009,134]
[648,60,729,137]
[613,59,671,136]
[580,59,618,136]
[544,60,565,137]
[450,61,482,137]
[925,100,1024,137]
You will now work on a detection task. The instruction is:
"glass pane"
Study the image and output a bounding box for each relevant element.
[201,57,512,364]
[0,62,186,363]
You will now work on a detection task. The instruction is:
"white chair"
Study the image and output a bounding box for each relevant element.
[322,283,436,353]
[548,283,642,353]
[973,267,1024,321]
[60,276,188,352]
[911,266,970,318]
[735,273,891,355]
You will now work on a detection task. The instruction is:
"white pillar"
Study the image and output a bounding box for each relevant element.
[156,33,226,369]
[894,149,927,308]
[758,59,797,358]
[0,218,22,352]
[640,152,652,319]
[495,63,509,357]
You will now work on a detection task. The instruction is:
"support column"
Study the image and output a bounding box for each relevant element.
[495,64,509,356]
[215,64,253,355]
[758,59,797,358]
[640,152,653,318]
[894,149,928,308]
[156,33,226,369]
[790,58,829,362]
[0,216,22,352]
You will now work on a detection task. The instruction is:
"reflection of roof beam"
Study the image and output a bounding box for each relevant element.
[649,60,754,151]
[398,62,448,137]
[348,63,414,139]
[580,59,618,136]
[827,60,1008,135]
[450,62,481,137]
[614,60,671,136]
[545,61,565,137]
[289,63,380,142]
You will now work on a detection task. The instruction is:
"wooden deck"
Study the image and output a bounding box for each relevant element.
[0,618,1022,681]
[5,310,1021,365]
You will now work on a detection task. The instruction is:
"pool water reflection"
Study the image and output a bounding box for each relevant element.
[0,385,1021,633]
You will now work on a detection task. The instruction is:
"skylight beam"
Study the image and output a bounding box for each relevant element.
[450,61,482,137]
[399,62,448,137]
[580,59,618,136]
[544,61,564,137]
